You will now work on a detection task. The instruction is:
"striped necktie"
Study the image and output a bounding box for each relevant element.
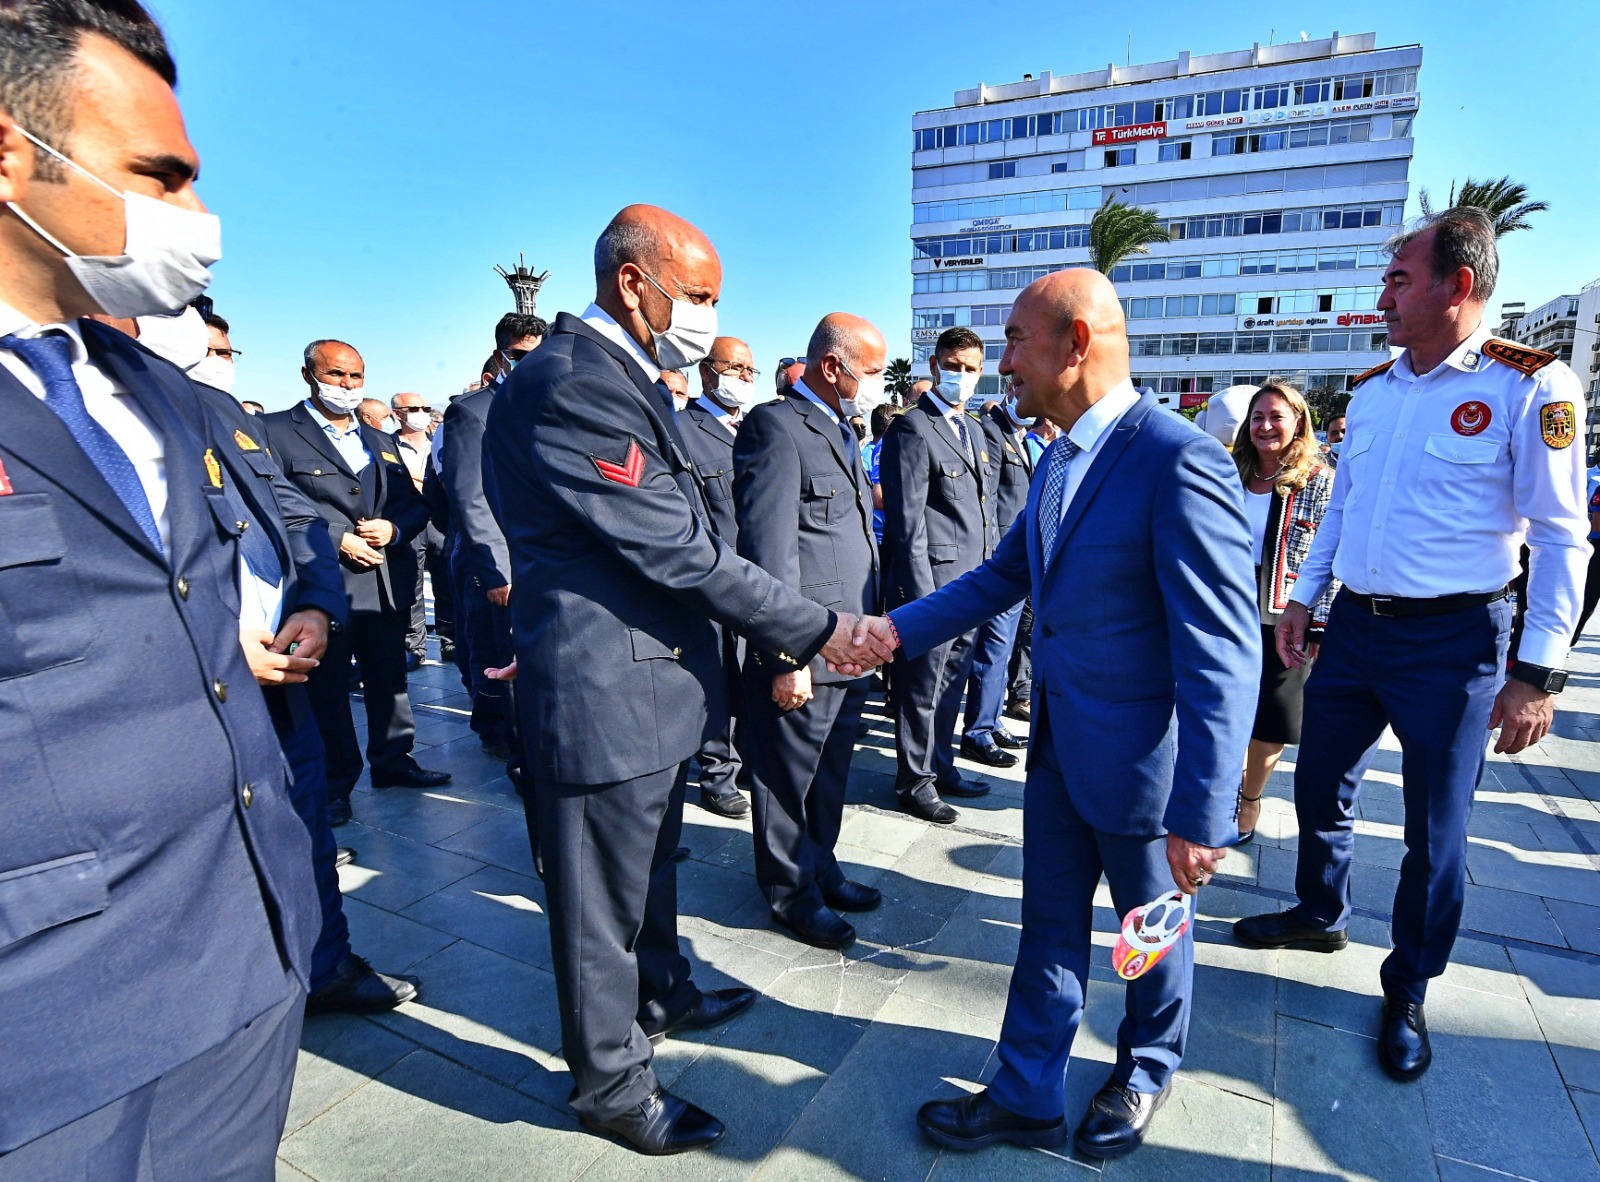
[1037,437,1081,566]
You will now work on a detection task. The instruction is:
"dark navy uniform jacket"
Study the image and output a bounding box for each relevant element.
[679,398,740,544]
[483,312,838,785]
[981,404,1036,532]
[440,384,511,595]
[0,322,319,1152]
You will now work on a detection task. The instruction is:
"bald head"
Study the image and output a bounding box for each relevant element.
[804,313,887,411]
[1000,268,1131,428]
[699,336,755,401]
[357,398,391,431]
[593,204,722,364]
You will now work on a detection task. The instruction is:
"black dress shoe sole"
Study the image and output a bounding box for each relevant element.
[1233,924,1349,953]
[917,1115,1067,1152]
[370,772,453,789]
[578,1118,726,1156]
[773,911,856,950]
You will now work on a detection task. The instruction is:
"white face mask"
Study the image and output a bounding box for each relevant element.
[1004,394,1036,427]
[935,367,981,408]
[839,359,886,417]
[379,416,400,434]
[9,125,221,318]
[714,374,755,408]
[640,272,717,370]
[314,382,364,414]
[187,354,236,394]
[134,306,210,370]
[402,410,432,432]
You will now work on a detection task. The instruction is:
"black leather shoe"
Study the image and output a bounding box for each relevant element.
[822,880,882,913]
[306,954,420,1015]
[438,640,456,663]
[1074,1079,1170,1159]
[650,987,758,1041]
[580,1088,725,1155]
[700,785,751,818]
[370,762,452,789]
[327,796,352,827]
[939,776,991,799]
[774,903,856,950]
[1004,699,1031,722]
[917,1088,1066,1151]
[481,739,512,762]
[992,727,1025,750]
[901,787,959,824]
[404,651,423,672]
[1378,996,1431,1081]
[960,737,1019,768]
[334,847,356,869]
[1233,909,1349,953]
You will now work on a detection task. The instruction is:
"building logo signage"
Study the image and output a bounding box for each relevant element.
[912,328,940,343]
[1336,312,1385,327]
[963,217,1011,232]
[1330,99,1377,115]
[1239,315,1332,330]
[1181,115,1246,132]
[1092,120,1167,145]
[932,257,985,268]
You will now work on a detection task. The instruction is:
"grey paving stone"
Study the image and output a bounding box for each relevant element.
[279,1049,599,1182]
[1102,1078,1272,1181]
[337,782,489,845]
[399,863,552,969]
[331,823,485,912]
[409,733,524,797]
[1571,1088,1600,1169]
[1460,882,1565,946]
[285,1016,414,1136]
[276,1159,316,1181]
[1464,852,1600,908]
[764,941,914,1025]
[1275,915,1391,1037]
[337,893,461,975]
[1186,939,1278,1104]
[434,806,539,878]
[1507,947,1600,1095]
[678,859,767,929]
[1547,897,1600,955]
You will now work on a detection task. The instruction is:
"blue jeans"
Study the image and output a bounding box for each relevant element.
[963,601,1024,743]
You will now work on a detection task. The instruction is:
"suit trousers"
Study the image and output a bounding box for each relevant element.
[307,606,416,798]
[695,633,750,802]
[989,722,1190,1120]
[893,626,976,797]
[1291,593,1511,1005]
[447,531,473,692]
[963,600,1024,743]
[0,974,303,1182]
[450,551,512,748]
[745,677,871,913]
[1008,597,1034,704]
[407,523,453,658]
[527,762,702,1122]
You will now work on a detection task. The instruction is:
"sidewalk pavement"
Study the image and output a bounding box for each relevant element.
[278,634,1600,1182]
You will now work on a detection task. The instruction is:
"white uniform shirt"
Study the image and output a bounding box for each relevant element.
[923,384,976,457]
[693,394,740,436]
[1289,322,1589,669]
[792,379,842,425]
[579,303,661,383]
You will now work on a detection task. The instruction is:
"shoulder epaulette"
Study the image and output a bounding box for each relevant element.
[1351,359,1396,388]
[1483,338,1557,377]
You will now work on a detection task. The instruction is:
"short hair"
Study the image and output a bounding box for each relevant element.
[240,400,264,413]
[594,215,662,289]
[934,327,984,358]
[493,312,547,350]
[806,319,871,370]
[0,1,176,182]
[479,353,500,379]
[870,403,900,438]
[203,313,229,335]
[303,338,357,369]
[1387,207,1499,303]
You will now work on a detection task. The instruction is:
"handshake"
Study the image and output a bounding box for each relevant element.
[821,613,900,677]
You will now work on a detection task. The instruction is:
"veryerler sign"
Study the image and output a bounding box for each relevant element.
[1092,121,1167,145]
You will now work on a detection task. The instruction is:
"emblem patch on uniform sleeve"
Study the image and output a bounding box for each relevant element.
[233,429,260,451]
[0,454,12,496]
[1450,401,1492,437]
[592,439,645,487]
[1541,402,1577,450]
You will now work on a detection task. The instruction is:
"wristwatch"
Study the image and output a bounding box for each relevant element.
[1509,661,1568,694]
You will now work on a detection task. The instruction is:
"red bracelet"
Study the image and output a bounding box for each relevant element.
[885,614,902,651]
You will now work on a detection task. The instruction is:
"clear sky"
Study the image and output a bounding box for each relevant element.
[152,0,1598,410]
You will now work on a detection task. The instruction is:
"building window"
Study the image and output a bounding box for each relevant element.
[988,161,1017,180]
[1104,148,1135,168]
[1158,139,1192,162]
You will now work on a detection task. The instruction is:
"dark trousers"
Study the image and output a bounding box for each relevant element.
[1574,538,1600,643]
[893,626,976,797]
[1008,597,1034,704]
[963,600,1024,743]
[989,724,1188,1120]
[0,975,303,1182]
[307,606,415,799]
[745,676,871,913]
[450,550,512,747]
[270,691,352,992]
[696,634,749,801]
[1292,592,1511,1005]
[446,531,472,692]
[407,523,453,658]
[525,762,701,1122]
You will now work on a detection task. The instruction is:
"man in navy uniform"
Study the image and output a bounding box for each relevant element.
[484,204,888,1155]
[0,2,318,1170]
[1235,208,1589,1081]
[880,326,1001,822]
[734,314,884,951]
[261,340,449,824]
[855,270,1257,1159]
[679,334,759,819]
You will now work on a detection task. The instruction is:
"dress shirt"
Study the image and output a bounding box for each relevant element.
[397,433,429,490]
[792,378,842,424]
[1289,321,1589,669]
[693,394,739,435]
[1024,431,1050,464]
[923,384,974,458]
[579,302,661,383]
[0,301,172,552]
[304,399,372,473]
[1055,379,1141,521]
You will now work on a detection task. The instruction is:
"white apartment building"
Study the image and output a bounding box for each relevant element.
[909,32,1421,406]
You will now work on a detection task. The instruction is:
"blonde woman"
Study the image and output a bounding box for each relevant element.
[1231,383,1340,841]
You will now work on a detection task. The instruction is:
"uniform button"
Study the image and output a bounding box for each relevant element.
[241,783,254,808]
[350,486,360,495]
[672,646,683,658]
[213,679,228,702]
[236,519,249,532]
[981,496,987,503]
[176,576,190,600]
[312,468,323,476]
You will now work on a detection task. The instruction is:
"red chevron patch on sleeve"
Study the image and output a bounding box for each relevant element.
[591,439,645,487]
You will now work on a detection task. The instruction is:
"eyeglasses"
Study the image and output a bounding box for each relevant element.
[397,405,433,415]
[207,346,243,359]
[778,357,807,368]
[709,358,761,380]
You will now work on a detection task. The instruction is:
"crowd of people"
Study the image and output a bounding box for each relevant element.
[0,2,1592,1176]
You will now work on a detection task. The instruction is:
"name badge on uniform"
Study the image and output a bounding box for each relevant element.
[381,451,400,464]
[233,429,260,451]
[203,448,222,488]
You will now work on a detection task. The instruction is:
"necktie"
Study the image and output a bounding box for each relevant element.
[3,331,164,552]
[1037,437,1081,566]
[951,412,974,463]
[217,458,285,589]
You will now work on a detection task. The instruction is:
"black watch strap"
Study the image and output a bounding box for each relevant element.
[1510,661,1567,694]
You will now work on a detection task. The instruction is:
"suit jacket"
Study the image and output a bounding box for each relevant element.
[678,398,739,545]
[733,392,879,686]
[880,393,1000,610]
[258,401,430,614]
[0,322,318,1151]
[982,404,1036,532]
[890,393,1259,849]
[483,312,837,784]
[440,385,511,593]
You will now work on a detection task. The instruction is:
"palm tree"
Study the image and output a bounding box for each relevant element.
[1417,176,1549,238]
[1088,199,1171,274]
[884,357,912,400]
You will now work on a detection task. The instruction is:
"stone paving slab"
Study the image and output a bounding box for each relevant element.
[280,635,1600,1181]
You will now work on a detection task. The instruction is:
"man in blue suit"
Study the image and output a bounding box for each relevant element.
[0,3,317,1171]
[857,270,1258,1159]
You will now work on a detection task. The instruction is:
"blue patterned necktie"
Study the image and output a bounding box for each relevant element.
[1037,437,1081,566]
[951,411,974,463]
[3,331,164,552]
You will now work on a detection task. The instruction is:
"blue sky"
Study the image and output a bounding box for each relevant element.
[153,0,1598,410]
